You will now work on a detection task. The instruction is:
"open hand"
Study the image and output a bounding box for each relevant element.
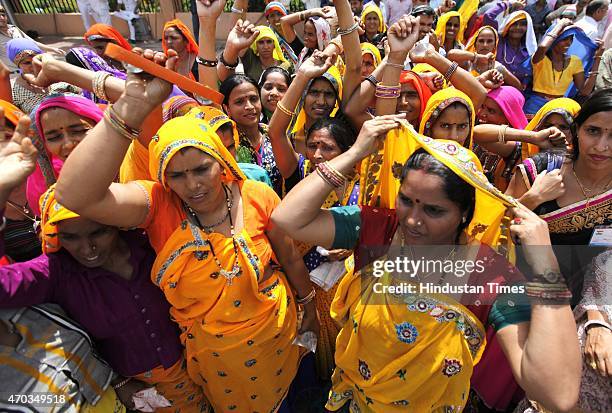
[298,50,334,79]
[0,112,37,192]
[227,19,260,53]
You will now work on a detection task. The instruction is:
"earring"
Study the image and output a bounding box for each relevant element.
[462,216,467,223]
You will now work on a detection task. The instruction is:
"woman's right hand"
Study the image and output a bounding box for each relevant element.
[533,126,567,149]
[0,113,37,193]
[114,48,177,126]
[387,16,421,55]
[22,53,58,88]
[297,50,334,79]
[226,19,260,53]
[529,169,565,204]
[350,115,405,160]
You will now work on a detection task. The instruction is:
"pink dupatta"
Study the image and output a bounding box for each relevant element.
[27,94,103,215]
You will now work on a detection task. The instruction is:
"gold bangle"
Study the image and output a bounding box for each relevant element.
[276,101,295,117]
[296,288,316,305]
[92,72,111,102]
[329,39,344,54]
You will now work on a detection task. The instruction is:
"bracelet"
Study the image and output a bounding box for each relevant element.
[276,101,295,117]
[546,33,558,40]
[444,61,459,82]
[92,72,111,102]
[316,161,347,188]
[219,52,239,69]
[112,377,132,390]
[497,125,508,144]
[584,319,612,332]
[337,21,360,36]
[104,105,141,141]
[386,61,405,69]
[231,6,244,13]
[525,281,572,303]
[196,56,218,67]
[375,82,401,99]
[296,288,316,305]
[365,74,378,87]
[329,39,344,54]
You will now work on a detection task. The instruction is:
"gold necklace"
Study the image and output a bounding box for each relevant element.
[572,166,612,207]
[399,231,457,284]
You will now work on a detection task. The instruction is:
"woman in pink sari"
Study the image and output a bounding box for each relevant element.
[26,94,103,215]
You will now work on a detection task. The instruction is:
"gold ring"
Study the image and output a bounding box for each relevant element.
[589,360,597,370]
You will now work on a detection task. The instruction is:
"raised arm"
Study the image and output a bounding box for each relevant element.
[473,124,566,157]
[270,115,403,247]
[217,20,259,82]
[334,0,362,107]
[196,0,226,91]
[343,59,386,128]
[280,8,326,43]
[268,52,333,178]
[532,19,572,64]
[376,16,421,116]
[55,52,176,228]
[499,204,581,412]
[410,44,488,110]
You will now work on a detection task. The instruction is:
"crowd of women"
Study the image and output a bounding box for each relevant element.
[0,0,610,411]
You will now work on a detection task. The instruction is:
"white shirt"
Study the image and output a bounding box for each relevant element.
[575,15,604,39]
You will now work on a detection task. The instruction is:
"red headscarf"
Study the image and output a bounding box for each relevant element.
[84,24,132,51]
[162,19,199,56]
[399,71,432,123]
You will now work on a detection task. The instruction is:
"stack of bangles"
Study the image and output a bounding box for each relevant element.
[296,288,316,305]
[498,124,508,143]
[444,62,459,82]
[276,101,295,117]
[375,82,401,99]
[92,72,111,101]
[316,161,349,188]
[104,105,141,141]
[525,280,572,303]
[337,21,360,36]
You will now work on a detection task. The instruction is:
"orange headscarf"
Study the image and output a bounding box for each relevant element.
[0,100,24,127]
[162,19,199,56]
[399,71,432,124]
[84,24,132,51]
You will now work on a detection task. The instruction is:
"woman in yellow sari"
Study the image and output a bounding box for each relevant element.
[360,42,381,80]
[271,115,582,412]
[360,3,386,44]
[420,88,476,149]
[435,11,465,55]
[54,62,317,412]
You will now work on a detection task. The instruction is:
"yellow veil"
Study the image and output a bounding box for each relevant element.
[185,106,241,151]
[435,11,464,48]
[359,121,517,252]
[39,185,80,254]
[522,97,580,159]
[360,42,382,67]
[250,26,288,63]
[360,3,386,34]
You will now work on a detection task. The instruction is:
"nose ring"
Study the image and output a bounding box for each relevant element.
[416,220,423,227]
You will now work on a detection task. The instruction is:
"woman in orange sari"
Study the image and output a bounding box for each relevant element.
[54,57,317,412]
[84,23,131,71]
[163,19,199,80]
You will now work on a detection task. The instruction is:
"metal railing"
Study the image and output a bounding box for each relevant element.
[8,0,160,14]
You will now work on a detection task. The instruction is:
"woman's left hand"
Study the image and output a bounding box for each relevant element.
[297,50,334,79]
[509,203,558,273]
[327,249,352,261]
[585,326,612,377]
[299,301,320,336]
[0,114,37,193]
[477,69,504,89]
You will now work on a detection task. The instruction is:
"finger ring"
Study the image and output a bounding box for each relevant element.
[589,360,597,370]
[511,218,522,225]
[124,63,144,74]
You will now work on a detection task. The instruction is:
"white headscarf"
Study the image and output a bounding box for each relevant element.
[498,10,537,56]
[297,16,331,68]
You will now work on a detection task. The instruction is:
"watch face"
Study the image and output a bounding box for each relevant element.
[543,271,562,283]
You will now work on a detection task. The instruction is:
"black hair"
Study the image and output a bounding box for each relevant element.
[258,66,292,89]
[570,88,612,160]
[400,149,475,240]
[586,0,607,16]
[219,74,260,106]
[411,5,435,17]
[65,50,87,70]
[306,114,357,153]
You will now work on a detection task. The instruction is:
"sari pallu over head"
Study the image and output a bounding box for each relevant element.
[486,86,528,130]
[289,65,343,137]
[521,97,580,159]
[250,26,288,64]
[39,185,80,254]
[146,117,302,412]
[435,11,465,49]
[84,24,132,51]
[360,3,386,34]
[498,11,537,56]
[360,42,381,68]
[465,25,498,75]
[329,127,519,412]
[419,88,476,148]
[26,94,104,216]
[6,38,42,67]
[399,70,432,125]
[184,105,240,151]
[297,17,331,67]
